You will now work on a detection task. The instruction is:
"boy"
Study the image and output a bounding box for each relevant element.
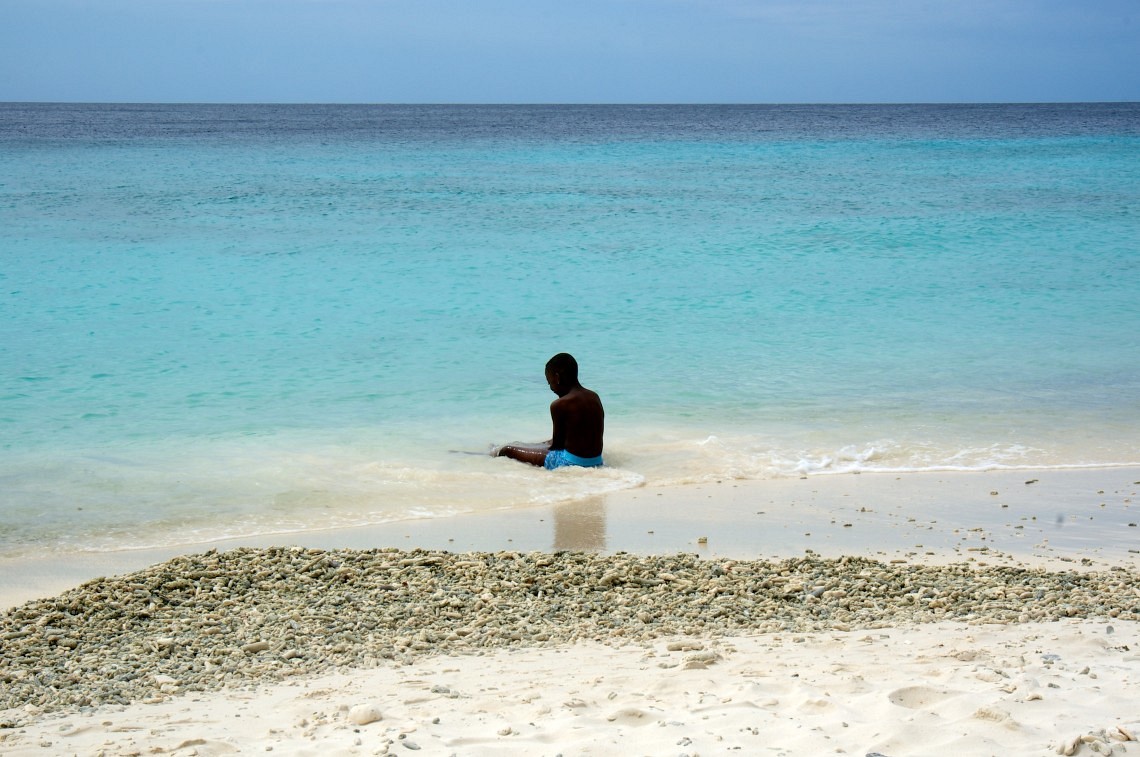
[494,353,605,469]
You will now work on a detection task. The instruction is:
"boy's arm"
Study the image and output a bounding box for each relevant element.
[549,399,567,450]
[495,442,550,466]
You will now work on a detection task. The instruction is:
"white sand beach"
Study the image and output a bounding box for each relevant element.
[2,468,1139,756]
[4,620,1139,756]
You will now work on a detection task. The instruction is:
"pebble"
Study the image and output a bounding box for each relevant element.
[1,547,1137,720]
[348,704,383,725]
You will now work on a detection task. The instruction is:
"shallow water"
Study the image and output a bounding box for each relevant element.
[2,103,1138,555]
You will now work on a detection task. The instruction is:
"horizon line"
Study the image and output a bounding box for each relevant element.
[4,100,1139,107]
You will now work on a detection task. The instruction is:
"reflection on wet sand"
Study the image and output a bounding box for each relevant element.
[553,497,607,551]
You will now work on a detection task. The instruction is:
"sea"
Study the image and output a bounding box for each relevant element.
[2,103,1138,558]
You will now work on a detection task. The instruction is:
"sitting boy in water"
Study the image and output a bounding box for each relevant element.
[494,353,605,469]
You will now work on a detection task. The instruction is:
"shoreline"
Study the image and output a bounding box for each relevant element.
[2,466,1137,610]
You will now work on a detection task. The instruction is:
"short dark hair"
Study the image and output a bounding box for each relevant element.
[546,352,578,382]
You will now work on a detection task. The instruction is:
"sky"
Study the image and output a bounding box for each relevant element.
[1,0,1137,103]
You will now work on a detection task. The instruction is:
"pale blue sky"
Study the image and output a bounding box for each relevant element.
[2,0,1137,103]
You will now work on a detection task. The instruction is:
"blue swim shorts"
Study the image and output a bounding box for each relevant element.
[544,449,605,470]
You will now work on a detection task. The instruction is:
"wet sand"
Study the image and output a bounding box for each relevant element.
[2,467,1137,610]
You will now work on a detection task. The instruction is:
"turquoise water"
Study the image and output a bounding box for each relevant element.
[2,103,1139,555]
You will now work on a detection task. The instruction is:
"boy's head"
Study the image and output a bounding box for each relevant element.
[545,353,579,392]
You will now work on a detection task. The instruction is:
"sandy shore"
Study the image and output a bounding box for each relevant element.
[3,467,1138,609]
[4,620,1138,756]
[2,468,1138,755]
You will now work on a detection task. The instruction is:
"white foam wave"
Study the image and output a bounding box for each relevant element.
[2,426,1136,558]
[607,431,1140,485]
